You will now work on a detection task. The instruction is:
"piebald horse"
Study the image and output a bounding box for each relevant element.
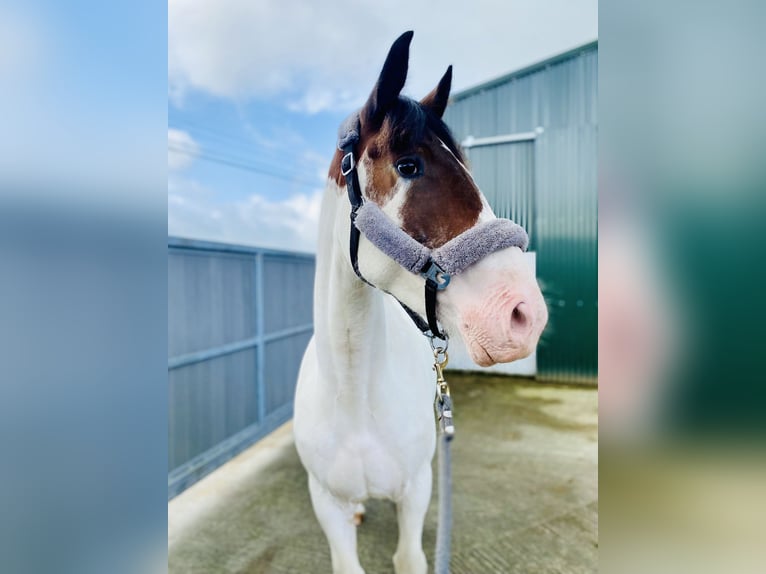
[294,32,548,574]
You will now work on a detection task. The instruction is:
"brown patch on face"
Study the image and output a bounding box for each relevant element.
[328,149,346,191]
[400,135,483,248]
[329,109,482,242]
[327,121,397,203]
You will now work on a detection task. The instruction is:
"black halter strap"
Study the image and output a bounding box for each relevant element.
[340,145,367,283]
[340,142,447,340]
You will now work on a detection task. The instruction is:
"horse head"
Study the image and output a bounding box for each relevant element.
[329,31,548,365]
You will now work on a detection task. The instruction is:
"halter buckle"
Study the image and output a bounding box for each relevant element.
[340,152,355,177]
[421,261,451,290]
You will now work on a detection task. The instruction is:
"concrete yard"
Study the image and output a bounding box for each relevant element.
[169,374,598,574]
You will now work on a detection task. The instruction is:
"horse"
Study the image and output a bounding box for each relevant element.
[293,31,548,574]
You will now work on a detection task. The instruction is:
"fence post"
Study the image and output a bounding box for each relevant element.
[255,251,266,423]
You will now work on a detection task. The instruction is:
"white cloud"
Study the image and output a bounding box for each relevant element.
[168,128,199,171]
[286,86,362,115]
[169,0,597,113]
[168,176,323,252]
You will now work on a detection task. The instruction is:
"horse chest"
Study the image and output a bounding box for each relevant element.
[295,386,435,501]
[323,429,414,500]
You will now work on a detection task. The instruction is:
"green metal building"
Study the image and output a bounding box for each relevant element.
[443,41,597,383]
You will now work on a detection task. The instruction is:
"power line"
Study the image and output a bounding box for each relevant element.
[169,121,330,182]
[170,119,316,166]
[169,143,324,188]
[171,141,322,183]
[170,120,278,159]
[169,140,321,183]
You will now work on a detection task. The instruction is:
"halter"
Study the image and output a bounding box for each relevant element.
[337,113,530,341]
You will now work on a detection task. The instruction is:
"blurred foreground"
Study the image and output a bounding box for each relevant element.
[600,1,766,572]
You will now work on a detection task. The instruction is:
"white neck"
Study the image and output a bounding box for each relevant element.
[312,182,391,392]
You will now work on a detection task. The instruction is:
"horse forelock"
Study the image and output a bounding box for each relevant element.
[371,97,464,160]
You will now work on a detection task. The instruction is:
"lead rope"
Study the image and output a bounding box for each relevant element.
[431,336,454,574]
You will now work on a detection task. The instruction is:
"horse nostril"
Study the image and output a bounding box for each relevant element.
[510,302,531,334]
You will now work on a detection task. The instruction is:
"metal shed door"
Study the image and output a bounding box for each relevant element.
[464,141,536,248]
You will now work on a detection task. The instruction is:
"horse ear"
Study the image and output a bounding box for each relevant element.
[362,31,413,129]
[420,65,452,119]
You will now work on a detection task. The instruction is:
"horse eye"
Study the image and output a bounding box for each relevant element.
[395,158,422,178]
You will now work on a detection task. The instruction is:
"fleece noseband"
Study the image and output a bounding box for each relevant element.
[338,114,529,340]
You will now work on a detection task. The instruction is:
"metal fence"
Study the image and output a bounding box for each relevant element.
[168,237,315,498]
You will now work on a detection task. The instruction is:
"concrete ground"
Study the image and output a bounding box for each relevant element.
[169,374,598,574]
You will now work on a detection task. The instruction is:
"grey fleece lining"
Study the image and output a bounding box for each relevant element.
[337,113,361,150]
[354,201,529,276]
[354,202,432,273]
[432,217,529,275]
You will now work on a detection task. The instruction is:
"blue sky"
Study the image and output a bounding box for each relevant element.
[1,1,166,198]
[169,95,338,204]
[168,0,598,252]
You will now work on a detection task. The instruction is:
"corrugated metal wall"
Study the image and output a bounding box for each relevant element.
[168,238,315,497]
[443,42,597,383]
[465,141,537,248]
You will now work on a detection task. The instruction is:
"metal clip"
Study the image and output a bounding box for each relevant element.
[429,332,449,361]
[433,350,455,438]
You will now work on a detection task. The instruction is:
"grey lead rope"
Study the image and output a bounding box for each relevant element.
[435,431,453,574]
[432,340,454,574]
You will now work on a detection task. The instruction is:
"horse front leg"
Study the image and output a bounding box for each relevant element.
[308,474,366,574]
[393,463,431,574]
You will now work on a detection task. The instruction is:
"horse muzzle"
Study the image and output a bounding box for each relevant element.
[442,249,548,366]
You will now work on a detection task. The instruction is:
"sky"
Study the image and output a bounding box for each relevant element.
[168,0,598,252]
[1,1,166,201]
